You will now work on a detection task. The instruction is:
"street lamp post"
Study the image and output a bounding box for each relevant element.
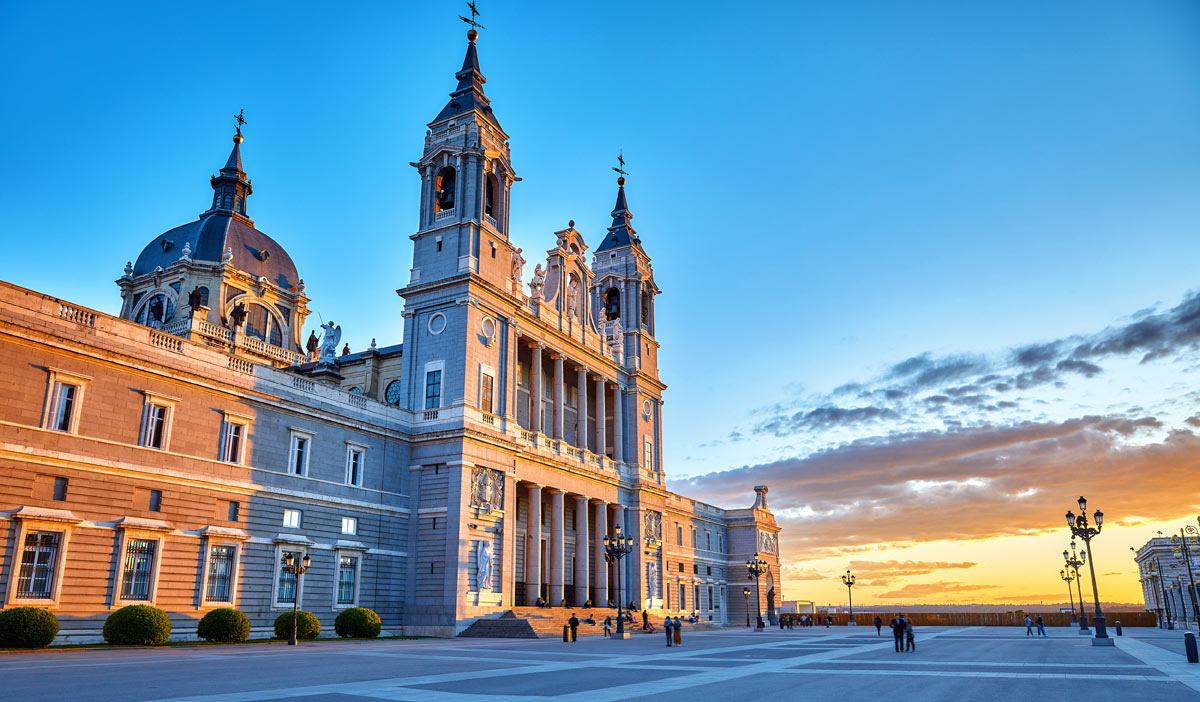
[1066,495,1109,643]
[746,553,769,631]
[1170,526,1200,630]
[842,570,856,625]
[742,587,751,628]
[1060,568,1076,622]
[1064,541,1087,630]
[281,552,312,646]
[603,525,634,639]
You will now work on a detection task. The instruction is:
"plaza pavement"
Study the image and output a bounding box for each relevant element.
[3,625,1200,701]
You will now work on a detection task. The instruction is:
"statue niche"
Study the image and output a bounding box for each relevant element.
[435,166,456,212]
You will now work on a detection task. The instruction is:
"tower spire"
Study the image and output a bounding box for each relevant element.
[204,111,253,222]
[431,7,501,129]
[596,153,640,253]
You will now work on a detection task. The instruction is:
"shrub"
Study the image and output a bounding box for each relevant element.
[334,607,382,638]
[103,605,172,646]
[197,608,251,643]
[0,607,60,649]
[274,610,320,640]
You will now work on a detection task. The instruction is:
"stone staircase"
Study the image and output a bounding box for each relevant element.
[458,607,723,639]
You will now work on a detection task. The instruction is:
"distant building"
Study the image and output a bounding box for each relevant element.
[1132,536,1200,628]
[0,28,781,641]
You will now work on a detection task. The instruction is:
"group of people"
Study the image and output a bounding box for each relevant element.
[1024,615,1047,636]
[874,615,916,651]
[782,614,832,628]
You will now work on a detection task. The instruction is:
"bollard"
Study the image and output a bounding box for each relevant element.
[1185,632,1199,664]
[563,624,570,642]
[1115,621,1122,636]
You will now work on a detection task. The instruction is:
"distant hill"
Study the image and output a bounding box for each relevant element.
[828,602,1143,614]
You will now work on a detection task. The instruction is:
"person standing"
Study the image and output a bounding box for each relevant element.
[1036,615,1046,637]
[905,620,915,652]
[891,615,905,652]
[642,609,649,632]
[1024,615,1033,636]
[874,615,883,636]
[665,616,675,647]
[673,617,683,647]
[568,613,579,643]
[603,615,612,638]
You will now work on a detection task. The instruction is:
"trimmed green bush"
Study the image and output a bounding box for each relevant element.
[274,610,320,640]
[0,607,60,648]
[103,604,172,646]
[334,607,382,638]
[197,608,251,643]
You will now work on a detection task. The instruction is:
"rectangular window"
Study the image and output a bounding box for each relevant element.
[679,583,686,611]
[481,373,494,414]
[149,489,162,512]
[678,562,684,573]
[706,566,712,576]
[718,534,724,553]
[283,509,301,528]
[289,432,310,476]
[425,370,442,410]
[120,539,156,601]
[676,525,682,546]
[142,404,170,449]
[643,437,653,469]
[276,550,300,604]
[337,555,358,605]
[706,531,711,550]
[346,446,364,486]
[205,545,235,602]
[227,501,240,522]
[52,477,68,502]
[15,531,61,599]
[49,382,78,432]
[709,585,715,610]
[695,585,701,611]
[691,528,697,548]
[693,564,698,574]
[221,421,245,463]
[342,517,357,535]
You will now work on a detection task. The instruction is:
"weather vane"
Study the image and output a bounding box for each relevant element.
[612,150,628,178]
[233,109,247,131]
[459,1,485,31]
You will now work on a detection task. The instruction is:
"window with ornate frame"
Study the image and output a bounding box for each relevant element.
[41,368,91,434]
[4,508,80,608]
[288,428,313,476]
[333,549,364,609]
[110,523,169,607]
[139,391,179,450]
[198,535,245,607]
[271,541,309,609]
[219,411,252,464]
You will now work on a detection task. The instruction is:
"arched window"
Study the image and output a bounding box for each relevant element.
[484,173,498,218]
[435,166,456,212]
[641,290,651,327]
[385,380,403,406]
[196,286,210,307]
[135,293,175,328]
[348,387,363,396]
[603,287,621,320]
[243,303,284,346]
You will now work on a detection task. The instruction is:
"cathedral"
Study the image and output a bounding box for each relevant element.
[0,28,781,639]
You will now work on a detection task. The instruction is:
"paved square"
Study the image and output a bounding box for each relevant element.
[3,627,1199,701]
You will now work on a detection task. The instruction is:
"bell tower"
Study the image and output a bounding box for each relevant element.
[408,28,519,289]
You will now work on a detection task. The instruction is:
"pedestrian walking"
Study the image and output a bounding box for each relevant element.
[568,613,579,642]
[665,616,674,646]
[1036,615,1046,637]
[1024,615,1033,636]
[890,615,905,652]
[603,615,612,638]
[905,620,915,652]
[874,615,883,636]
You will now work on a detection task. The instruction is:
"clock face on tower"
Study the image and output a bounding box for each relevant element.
[385,380,402,406]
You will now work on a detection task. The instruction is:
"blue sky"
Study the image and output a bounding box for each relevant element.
[4,1,1200,604]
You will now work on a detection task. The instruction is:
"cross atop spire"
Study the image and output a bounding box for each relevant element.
[459,1,485,32]
[612,150,628,179]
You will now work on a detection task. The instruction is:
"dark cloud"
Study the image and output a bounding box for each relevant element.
[755,405,900,437]
[1072,290,1200,364]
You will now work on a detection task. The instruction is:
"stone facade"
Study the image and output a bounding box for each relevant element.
[1133,536,1200,628]
[0,29,781,641]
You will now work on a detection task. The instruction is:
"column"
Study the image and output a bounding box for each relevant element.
[574,495,590,606]
[419,167,431,227]
[613,387,624,463]
[549,489,565,605]
[531,344,543,434]
[553,355,565,441]
[595,378,607,458]
[593,500,608,605]
[525,484,542,605]
[577,368,588,450]
[507,327,520,421]
[612,504,627,607]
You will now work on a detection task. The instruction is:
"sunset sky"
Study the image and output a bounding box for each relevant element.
[4,1,1200,607]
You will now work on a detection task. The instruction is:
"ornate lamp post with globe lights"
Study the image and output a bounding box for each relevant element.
[1064,541,1087,631]
[1170,523,1200,628]
[1066,496,1110,644]
[1060,568,1077,623]
[746,553,769,631]
[842,569,857,625]
[603,525,635,638]
[742,587,751,628]
[281,552,312,645]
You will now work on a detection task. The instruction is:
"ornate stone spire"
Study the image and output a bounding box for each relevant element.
[431,29,501,129]
[596,175,641,253]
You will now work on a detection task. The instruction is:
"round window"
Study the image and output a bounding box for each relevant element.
[642,399,652,417]
[349,387,363,396]
[385,380,403,406]
[480,316,496,344]
[428,312,447,335]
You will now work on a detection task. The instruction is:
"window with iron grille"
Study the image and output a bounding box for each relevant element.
[16,531,61,599]
[276,550,301,604]
[337,555,358,605]
[205,545,235,602]
[120,539,156,601]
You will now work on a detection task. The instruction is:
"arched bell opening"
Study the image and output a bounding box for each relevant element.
[603,287,621,320]
[435,166,456,212]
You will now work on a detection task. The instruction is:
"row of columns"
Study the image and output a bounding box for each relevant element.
[523,340,625,462]
[523,483,628,607]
